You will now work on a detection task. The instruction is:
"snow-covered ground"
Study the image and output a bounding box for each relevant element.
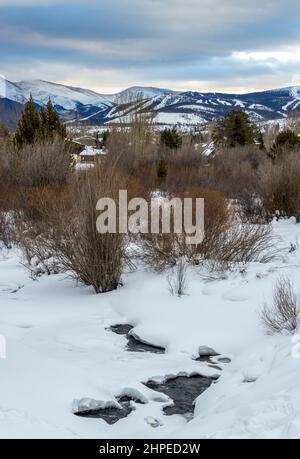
[155,112,207,126]
[0,219,300,439]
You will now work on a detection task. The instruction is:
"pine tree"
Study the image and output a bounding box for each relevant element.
[212,109,255,148]
[250,123,265,150]
[273,129,299,152]
[41,99,67,140]
[102,130,110,146]
[161,127,183,150]
[14,95,40,147]
[14,96,67,147]
[157,156,168,184]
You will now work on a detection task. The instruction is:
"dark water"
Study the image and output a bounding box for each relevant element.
[144,374,218,418]
[76,325,225,424]
[109,324,165,354]
[75,375,218,424]
[110,324,133,335]
[196,355,231,369]
[217,357,231,364]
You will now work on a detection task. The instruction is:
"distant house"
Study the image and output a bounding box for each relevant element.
[79,146,106,163]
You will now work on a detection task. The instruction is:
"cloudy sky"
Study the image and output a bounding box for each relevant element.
[1,0,300,94]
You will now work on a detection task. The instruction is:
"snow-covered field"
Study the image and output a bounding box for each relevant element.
[1,219,300,439]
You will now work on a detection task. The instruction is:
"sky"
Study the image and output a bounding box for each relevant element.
[1,0,300,94]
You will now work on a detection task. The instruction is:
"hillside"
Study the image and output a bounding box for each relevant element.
[1,78,300,128]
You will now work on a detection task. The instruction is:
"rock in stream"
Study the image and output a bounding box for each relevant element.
[109,324,165,354]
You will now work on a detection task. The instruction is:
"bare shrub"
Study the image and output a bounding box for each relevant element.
[106,92,157,177]
[213,145,264,173]
[115,90,156,151]
[0,136,73,217]
[141,190,229,271]
[51,190,124,292]
[210,147,266,212]
[142,231,187,272]
[261,152,300,221]
[167,257,189,297]
[15,136,73,188]
[263,123,280,152]
[23,166,126,293]
[0,212,14,249]
[106,127,158,180]
[14,186,67,275]
[286,112,300,135]
[204,221,276,272]
[140,188,275,274]
[0,139,18,199]
[165,162,205,193]
[0,122,9,139]
[16,227,60,278]
[261,277,299,335]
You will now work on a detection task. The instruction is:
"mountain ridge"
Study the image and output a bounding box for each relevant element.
[1,77,300,128]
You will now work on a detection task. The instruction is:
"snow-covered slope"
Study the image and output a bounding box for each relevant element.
[0,77,26,105]
[114,86,177,102]
[15,80,113,110]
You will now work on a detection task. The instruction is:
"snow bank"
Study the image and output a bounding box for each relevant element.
[0,219,300,438]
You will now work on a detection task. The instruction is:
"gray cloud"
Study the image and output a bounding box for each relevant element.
[1,0,300,92]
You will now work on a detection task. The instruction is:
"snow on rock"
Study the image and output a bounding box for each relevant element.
[128,329,165,350]
[72,398,121,414]
[117,387,149,405]
[198,346,219,357]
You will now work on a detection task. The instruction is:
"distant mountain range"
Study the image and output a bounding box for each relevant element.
[1,77,300,129]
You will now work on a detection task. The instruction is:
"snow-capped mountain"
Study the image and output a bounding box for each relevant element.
[113,86,176,102]
[1,76,300,128]
[1,78,109,108]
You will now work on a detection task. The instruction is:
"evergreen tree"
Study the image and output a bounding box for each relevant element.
[212,109,255,148]
[156,156,168,184]
[272,129,299,152]
[102,130,110,146]
[161,127,183,150]
[40,99,67,140]
[14,95,40,147]
[14,96,67,147]
[256,130,265,150]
